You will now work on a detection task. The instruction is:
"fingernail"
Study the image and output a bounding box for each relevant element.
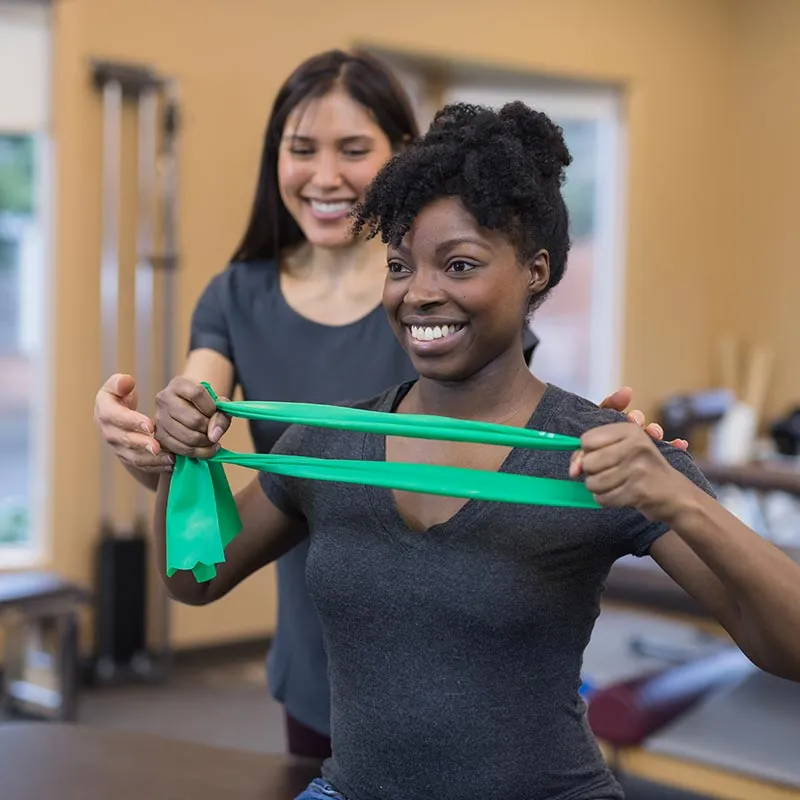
[141,422,151,434]
[210,426,223,442]
[146,444,156,456]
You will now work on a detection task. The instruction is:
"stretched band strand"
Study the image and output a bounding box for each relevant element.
[166,383,598,583]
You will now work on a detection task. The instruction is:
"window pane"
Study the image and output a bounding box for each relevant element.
[442,81,623,400]
[0,133,37,546]
[528,118,599,397]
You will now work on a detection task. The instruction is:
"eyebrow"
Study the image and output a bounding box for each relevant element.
[393,237,494,256]
[283,133,375,145]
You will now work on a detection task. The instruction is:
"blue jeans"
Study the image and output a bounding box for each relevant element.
[294,777,346,800]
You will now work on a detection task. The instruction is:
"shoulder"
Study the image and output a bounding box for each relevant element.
[542,385,714,494]
[192,259,279,328]
[539,385,628,438]
[202,259,278,300]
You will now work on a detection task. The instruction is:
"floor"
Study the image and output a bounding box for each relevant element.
[77,649,287,755]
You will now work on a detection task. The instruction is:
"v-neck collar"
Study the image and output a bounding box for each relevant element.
[361,380,565,542]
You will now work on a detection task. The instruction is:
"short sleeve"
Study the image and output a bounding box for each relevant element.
[258,423,309,521]
[188,272,232,359]
[616,444,717,557]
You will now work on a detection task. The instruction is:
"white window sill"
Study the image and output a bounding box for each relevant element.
[0,544,47,571]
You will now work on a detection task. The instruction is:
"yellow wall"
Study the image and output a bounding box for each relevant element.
[46,0,757,648]
[725,0,800,421]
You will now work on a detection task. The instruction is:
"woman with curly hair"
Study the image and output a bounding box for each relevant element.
[150,100,800,800]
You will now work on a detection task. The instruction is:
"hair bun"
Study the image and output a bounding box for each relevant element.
[497,101,571,182]
[427,101,572,184]
[427,103,487,144]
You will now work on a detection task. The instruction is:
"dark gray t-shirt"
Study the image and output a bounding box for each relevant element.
[260,381,715,800]
[189,259,538,736]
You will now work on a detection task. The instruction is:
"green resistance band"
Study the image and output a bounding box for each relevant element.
[166,383,599,583]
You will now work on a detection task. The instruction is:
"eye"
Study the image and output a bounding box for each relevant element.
[447,260,477,274]
[343,148,370,158]
[387,260,411,275]
[288,146,314,157]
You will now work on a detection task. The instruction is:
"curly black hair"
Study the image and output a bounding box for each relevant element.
[352,100,573,310]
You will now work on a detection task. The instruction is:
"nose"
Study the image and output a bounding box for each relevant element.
[311,151,343,190]
[404,267,447,309]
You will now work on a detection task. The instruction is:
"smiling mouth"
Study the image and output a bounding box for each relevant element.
[305,199,355,217]
[408,323,466,342]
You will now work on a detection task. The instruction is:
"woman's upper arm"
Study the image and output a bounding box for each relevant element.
[649,532,747,647]
[181,347,235,398]
[182,271,236,396]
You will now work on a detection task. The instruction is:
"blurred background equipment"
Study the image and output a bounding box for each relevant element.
[659,389,734,448]
[770,407,800,457]
[0,571,89,721]
[88,58,180,687]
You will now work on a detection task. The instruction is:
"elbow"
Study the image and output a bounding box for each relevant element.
[744,645,800,684]
[757,655,800,684]
[162,579,217,607]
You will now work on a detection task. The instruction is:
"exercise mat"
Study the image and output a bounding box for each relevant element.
[166,383,599,582]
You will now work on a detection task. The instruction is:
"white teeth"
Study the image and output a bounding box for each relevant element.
[409,324,464,342]
[310,200,352,214]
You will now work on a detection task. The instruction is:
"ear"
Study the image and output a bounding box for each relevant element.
[527,249,550,297]
[392,134,413,154]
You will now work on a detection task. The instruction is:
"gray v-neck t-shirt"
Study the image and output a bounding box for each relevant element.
[189,258,540,736]
[259,380,715,800]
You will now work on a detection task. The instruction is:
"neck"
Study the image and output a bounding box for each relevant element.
[410,350,547,424]
[284,237,386,284]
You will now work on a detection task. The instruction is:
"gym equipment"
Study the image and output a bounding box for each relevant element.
[587,646,752,747]
[0,571,90,721]
[166,383,600,583]
[659,389,733,446]
[90,59,180,684]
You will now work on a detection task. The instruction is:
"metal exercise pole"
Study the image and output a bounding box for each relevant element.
[90,59,177,683]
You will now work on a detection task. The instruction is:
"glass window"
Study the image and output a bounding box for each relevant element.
[0,134,42,551]
[441,82,626,401]
[0,1,52,561]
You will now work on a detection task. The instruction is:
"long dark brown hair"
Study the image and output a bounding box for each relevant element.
[229,50,420,264]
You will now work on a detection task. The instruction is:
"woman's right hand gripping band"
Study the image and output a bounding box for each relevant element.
[154,376,232,459]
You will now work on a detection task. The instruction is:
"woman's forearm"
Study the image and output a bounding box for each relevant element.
[152,469,305,608]
[123,462,161,492]
[666,480,800,680]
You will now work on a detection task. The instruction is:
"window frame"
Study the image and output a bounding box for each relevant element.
[0,0,54,567]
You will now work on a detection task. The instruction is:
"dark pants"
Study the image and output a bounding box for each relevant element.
[285,712,332,760]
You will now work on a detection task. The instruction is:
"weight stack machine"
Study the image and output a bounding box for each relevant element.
[88,59,181,685]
